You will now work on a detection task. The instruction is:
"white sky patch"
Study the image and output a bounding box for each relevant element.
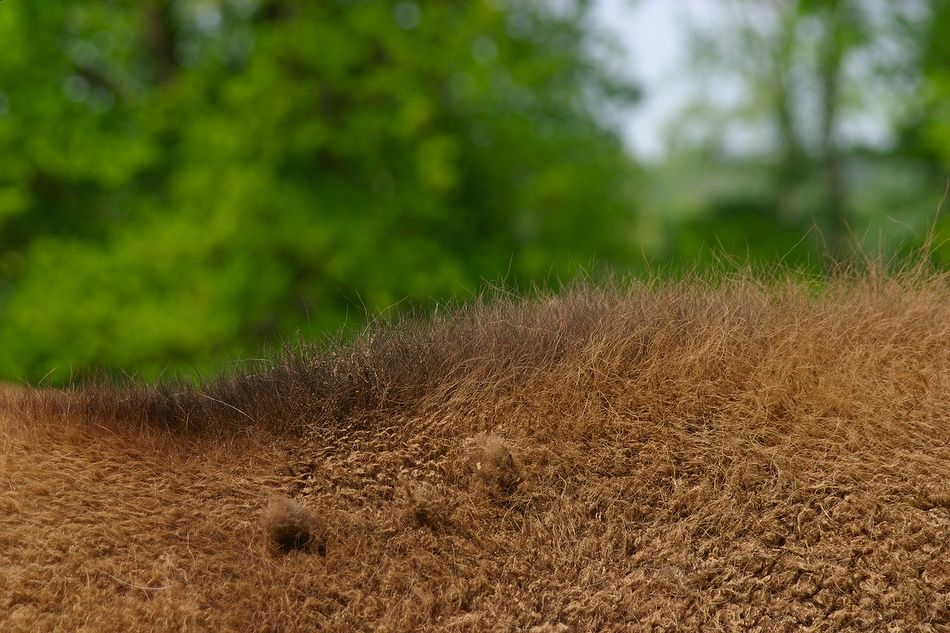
[589,0,714,162]
[589,0,909,162]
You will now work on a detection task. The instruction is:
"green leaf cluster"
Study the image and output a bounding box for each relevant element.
[0,1,641,383]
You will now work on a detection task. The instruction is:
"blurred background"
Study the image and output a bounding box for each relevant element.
[0,0,947,384]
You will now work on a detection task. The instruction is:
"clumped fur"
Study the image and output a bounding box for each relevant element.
[463,435,523,498]
[2,267,948,631]
[264,495,327,555]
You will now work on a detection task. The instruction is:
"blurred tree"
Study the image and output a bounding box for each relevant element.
[0,0,641,383]
[664,0,944,265]
[892,0,950,264]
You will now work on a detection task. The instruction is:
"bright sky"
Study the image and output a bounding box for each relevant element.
[589,0,718,162]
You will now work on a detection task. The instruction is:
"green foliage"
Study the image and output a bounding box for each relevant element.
[0,0,641,383]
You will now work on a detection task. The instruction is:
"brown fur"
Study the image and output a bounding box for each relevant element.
[402,481,453,530]
[264,495,327,554]
[1,269,948,631]
[463,434,523,498]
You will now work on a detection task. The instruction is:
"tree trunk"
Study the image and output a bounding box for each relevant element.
[145,0,177,85]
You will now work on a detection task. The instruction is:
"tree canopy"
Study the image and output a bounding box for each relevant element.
[0,1,641,383]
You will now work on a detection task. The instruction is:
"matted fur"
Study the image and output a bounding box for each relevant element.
[264,495,327,554]
[462,434,523,498]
